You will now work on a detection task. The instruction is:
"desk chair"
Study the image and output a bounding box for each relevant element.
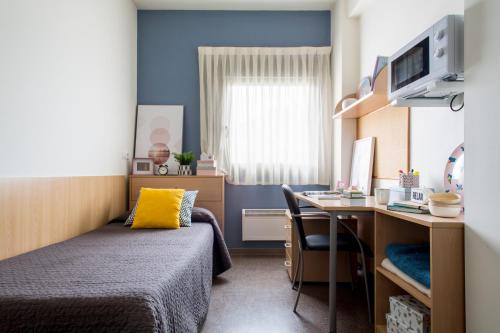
[281,184,372,324]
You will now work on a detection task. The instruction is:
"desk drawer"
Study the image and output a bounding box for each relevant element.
[285,243,292,258]
[130,176,223,202]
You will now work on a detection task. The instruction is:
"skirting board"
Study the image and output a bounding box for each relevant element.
[0,175,127,260]
[229,248,285,256]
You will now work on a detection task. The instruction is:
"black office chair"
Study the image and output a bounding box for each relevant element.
[281,184,372,324]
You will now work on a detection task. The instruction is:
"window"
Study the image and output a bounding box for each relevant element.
[199,47,332,185]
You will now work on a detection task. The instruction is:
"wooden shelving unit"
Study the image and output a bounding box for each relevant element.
[333,67,390,120]
[292,193,465,333]
[374,211,465,333]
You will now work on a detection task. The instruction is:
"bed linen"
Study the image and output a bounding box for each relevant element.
[385,243,431,288]
[0,207,231,333]
[381,258,431,296]
[385,243,430,288]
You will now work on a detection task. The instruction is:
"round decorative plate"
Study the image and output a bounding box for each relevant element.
[357,76,372,99]
[444,143,464,206]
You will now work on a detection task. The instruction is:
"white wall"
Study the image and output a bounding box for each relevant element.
[464,0,500,331]
[0,0,137,177]
[331,0,359,188]
[358,0,464,190]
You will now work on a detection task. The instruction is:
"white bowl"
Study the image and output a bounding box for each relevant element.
[429,192,462,205]
[428,201,462,208]
[428,203,462,218]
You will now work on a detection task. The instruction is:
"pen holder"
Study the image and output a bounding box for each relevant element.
[399,174,419,188]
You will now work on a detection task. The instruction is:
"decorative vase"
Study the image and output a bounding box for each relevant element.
[178,165,192,176]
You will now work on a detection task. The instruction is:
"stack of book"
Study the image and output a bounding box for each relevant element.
[196,159,217,176]
[340,190,366,206]
[303,191,340,200]
[387,201,430,214]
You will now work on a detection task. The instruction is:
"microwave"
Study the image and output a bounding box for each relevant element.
[388,15,464,103]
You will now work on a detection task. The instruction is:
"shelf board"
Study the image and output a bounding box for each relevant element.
[375,324,387,333]
[333,92,390,120]
[333,66,392,120]
[376,266,432,308]
[375,208,464,229]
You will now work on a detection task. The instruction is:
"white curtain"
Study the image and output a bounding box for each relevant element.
[199,47,332,185]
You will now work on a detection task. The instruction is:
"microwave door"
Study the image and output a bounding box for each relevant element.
[391,38,430,93]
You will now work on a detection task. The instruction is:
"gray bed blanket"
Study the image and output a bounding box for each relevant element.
[0,208,231,333]
[191,207,231,276]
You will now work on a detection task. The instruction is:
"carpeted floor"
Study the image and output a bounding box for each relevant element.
[202,255,372,333]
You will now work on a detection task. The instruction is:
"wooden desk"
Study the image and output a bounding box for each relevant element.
[294,193,464,333]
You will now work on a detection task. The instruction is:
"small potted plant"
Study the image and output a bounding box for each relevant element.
[173,151,194,175]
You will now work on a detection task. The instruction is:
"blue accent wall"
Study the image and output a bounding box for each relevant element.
[138,10,331,248]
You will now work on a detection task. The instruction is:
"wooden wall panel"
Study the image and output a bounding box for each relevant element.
[357,106,410,179]
[0,176,126,260]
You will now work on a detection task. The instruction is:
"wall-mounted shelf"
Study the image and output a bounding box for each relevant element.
[333,92,390,119]
[333,66,390,120]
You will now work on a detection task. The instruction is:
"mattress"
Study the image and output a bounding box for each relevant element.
[0,209,231,333]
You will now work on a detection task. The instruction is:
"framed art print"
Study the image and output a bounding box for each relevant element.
[132,158,154,175]
[350,137,375,195]
[134,105,184,173]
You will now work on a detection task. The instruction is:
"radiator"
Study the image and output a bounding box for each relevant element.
[242,209,288,241]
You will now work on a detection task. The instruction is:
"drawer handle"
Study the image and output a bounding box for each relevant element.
[284,242,292,248]
[284,225,292,229]
[284,260,292,267]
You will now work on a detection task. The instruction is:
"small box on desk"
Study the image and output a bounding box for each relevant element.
[389,187,412,203]
[340,196,366,206]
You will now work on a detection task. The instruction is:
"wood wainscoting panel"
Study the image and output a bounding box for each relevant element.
[357,106,409,179]
[0,176,126,260]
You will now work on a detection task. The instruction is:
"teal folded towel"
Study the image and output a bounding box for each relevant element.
[385,243,430,288]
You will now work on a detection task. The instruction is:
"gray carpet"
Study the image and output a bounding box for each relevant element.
[202,255,372,333]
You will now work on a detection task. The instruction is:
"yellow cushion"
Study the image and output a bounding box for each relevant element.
[131,188,185,229]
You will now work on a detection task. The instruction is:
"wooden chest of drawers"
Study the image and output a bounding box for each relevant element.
[129,175,225,231]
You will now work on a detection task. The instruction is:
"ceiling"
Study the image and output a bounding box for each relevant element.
[133,0,335,11]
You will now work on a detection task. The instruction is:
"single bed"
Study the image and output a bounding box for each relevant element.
[0,207,231,333]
